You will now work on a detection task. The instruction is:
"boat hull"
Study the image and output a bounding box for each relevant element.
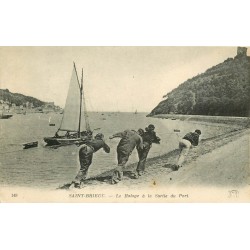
[44,137,82,146]
[0,114,13,119]
[23,141,38,149]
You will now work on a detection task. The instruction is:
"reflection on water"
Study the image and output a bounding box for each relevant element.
[0,112,234,189]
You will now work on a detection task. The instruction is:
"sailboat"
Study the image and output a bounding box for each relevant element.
[134,109,138,114]
[48,116,55,126]
[44,62,91,146]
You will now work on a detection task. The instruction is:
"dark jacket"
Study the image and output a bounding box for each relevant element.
[86,139,110,153]
[183,132,200,146]
[142,130,160,145]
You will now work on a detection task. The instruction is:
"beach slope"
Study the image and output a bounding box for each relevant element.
[60,127,249,191]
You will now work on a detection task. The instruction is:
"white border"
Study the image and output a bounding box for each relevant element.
[1,0,250,249]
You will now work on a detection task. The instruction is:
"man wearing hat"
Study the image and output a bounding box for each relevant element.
[72,133,110,188]
[173,129,201,171]
[135,124,160,177]
[109,129,144,184]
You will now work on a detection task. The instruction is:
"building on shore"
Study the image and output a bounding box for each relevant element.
[1,99,62,114]
[42,102,56,113]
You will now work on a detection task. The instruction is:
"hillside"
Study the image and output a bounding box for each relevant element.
[0,88,45,107]
[149,47,250,117]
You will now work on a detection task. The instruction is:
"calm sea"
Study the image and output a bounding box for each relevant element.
[0,112,233,189]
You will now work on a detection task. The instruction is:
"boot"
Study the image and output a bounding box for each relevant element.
[132,171,139,179]
[117,170,123,181]
[111,170,120,184]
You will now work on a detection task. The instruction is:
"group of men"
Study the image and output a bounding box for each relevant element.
[71,124,201,188]
[109,124,161,184]
[71,124,160,187]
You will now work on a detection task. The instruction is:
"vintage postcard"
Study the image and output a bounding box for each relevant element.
[0,46,249,202]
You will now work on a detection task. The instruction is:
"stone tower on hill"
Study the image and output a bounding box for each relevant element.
[236,47,247,57]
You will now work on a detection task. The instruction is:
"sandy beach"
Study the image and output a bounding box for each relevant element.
[1,115,249,202]
[68,116,250,191]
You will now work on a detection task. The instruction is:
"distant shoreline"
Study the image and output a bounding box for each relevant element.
[150,114,250,127]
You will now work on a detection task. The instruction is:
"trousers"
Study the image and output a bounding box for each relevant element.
[75,145,94,183]
[177,139,191,167]
[117,150,130,166]
[112,147,133,181]
[136,142,151,173]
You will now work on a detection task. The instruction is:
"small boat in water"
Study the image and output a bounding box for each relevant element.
[23,141,38,149]
[0,114,13,119]
[48,117,55,126]
[0,111,13,119]
[44,63,91,146]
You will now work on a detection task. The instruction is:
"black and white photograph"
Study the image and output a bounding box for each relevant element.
[1,1,250,250]
[0,46,249,202]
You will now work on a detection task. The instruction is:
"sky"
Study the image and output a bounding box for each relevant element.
[0,46,249,112]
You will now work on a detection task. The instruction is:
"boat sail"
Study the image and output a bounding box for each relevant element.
[44,63,90,146]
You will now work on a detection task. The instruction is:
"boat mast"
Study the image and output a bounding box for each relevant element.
[73,62,82,138]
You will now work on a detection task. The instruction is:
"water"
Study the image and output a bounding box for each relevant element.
[0,112,233,189]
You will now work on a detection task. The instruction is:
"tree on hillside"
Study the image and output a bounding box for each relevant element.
[149,52,250,117]
[177,91,196,114]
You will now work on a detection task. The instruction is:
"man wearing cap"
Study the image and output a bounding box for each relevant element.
[135,124,160,177]
[72,133,110,188]
[109,129,144,184]
[173,129,201,171]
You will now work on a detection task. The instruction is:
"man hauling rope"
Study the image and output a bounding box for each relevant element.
[135,124,161,178]
[109,129,144,184]
[70,133,110,188]
[172,129,201,171]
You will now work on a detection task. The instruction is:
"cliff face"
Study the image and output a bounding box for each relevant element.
[149,47,250,117]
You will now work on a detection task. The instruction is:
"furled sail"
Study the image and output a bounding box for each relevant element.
[59,64,89,132]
